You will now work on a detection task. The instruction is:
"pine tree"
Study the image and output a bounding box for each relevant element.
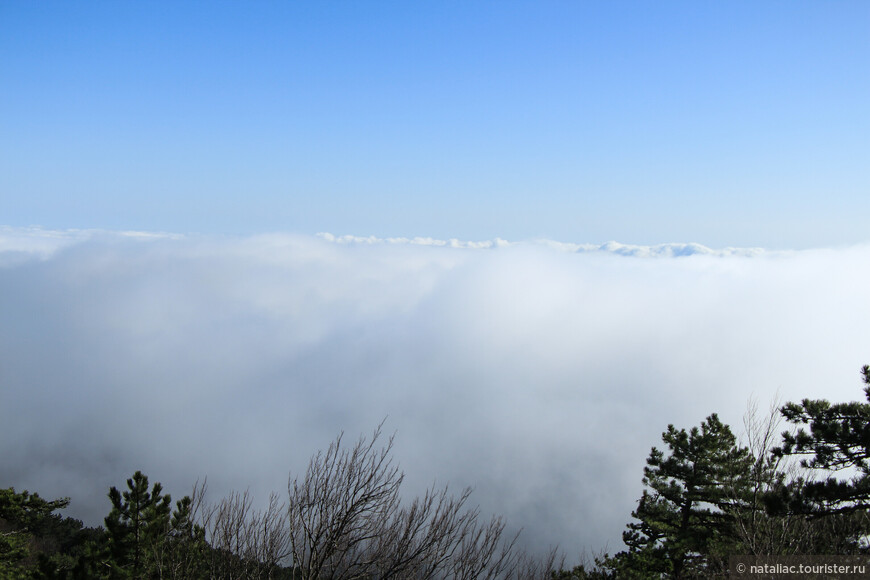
[615,414,753,578]
[775,365,870,513]
[0,487,76,577]
[104,471,172,579]
[768,365,870,553]
[159,494,210,579]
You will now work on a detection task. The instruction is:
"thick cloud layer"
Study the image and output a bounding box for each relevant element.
[2,228,869,557]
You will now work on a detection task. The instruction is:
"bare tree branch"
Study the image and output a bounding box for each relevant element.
[286,422,558,580]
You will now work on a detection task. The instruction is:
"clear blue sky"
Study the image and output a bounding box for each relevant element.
[2,1,868,248]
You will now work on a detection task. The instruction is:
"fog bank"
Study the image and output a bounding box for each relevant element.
[2,228,869,556]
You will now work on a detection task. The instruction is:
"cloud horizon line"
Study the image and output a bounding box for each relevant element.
[0,225,785,260]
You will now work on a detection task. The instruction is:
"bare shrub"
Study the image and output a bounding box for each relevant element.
[731,395,846,555]
[199,485,290,579]
[287,422,557,579]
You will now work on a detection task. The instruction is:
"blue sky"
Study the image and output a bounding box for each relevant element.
[2,1,868,247]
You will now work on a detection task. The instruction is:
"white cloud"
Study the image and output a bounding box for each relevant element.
[1,228,869,557]
[315,232,765,257]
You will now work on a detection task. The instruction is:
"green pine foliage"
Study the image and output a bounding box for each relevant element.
[1,488,67,575]
[768,365,870,553]
[776,366,870,512]
[159,495,210,578]
[103,471,172,579]
[0,487,100,579]
[609,414,753,578]
[0,524,31,579]
[100,471,217,579]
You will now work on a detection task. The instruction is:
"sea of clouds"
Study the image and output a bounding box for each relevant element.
[2,227,869,558]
